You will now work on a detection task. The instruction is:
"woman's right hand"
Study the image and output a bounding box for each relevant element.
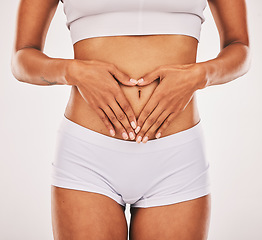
[65,59,138,140]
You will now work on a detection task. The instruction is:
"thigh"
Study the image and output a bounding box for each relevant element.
[51,186,128,240]
[129,194,211,240]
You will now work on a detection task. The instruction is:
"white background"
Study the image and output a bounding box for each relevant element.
[1,0,261,239]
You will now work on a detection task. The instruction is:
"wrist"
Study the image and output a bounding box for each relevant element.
[64,59,82,86]
[193,62,210,90]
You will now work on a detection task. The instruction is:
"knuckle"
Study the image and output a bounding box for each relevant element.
[146,129,153,136]
[137,120,143,127]
[163,120,170,128]
[119,127,126,133]
[117,113,126,121]
[110,88,118,96]
[139,129,145,135]
[143,110,150,117]
[147,126,156,135]
[147,117,155,125]
[103,93,112,101]
[100,115,107,123]
[164,119,170,125]
[126,126,133,133]
[116,90,124,98]
[103,121,111,128]
[122,104,130,112]
[128,115,134,121]
[98,101,107,109]
[114,123,122,129]
[155,120,162,126]
[109,115,117,122]
[113,90,121,98]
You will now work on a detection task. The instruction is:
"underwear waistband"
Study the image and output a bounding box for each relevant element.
[58,114,204,153]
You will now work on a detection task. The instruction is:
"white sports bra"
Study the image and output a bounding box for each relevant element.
[60,0,207,45]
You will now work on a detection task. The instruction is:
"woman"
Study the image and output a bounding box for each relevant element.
[11,0,250,239]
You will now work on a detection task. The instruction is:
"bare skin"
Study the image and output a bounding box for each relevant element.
[129,195,211,240]
[51,186,128,240]
[11,0,250,239]
[65,34,201,142]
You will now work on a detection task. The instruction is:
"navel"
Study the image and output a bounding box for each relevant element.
[138,89,141,98]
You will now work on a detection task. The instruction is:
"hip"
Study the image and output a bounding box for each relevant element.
[52,113,210,206]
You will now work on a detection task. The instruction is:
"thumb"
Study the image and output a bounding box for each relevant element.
[136,67,162,86]
[109,65,138,86]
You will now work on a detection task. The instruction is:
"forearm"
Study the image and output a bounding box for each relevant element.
[197,42,251,89]
[11,47,74,86]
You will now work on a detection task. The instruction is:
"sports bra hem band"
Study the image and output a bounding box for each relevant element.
[68,11,203,45]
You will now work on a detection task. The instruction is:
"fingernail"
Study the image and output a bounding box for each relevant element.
[135,126,141,134]
[136,136,142,143]
[130,78,138,84]
[110,129,115,136]
[142,136,148,143]
[137,78,144,84]
[155,132,161,139]
[129,132,135,140]
[122,132,129,140]
[131,121,137,129]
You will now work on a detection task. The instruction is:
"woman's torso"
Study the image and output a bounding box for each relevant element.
[64,34,201,141]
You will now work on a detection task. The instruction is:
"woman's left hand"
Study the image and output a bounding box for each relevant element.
[134,63,207,143]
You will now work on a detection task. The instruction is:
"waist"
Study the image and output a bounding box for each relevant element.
[65,34,201,141]
[59,114,204,153]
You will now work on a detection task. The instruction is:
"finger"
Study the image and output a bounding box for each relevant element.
[115,92,137,130]
[94,107,116,137]
[137,66,163,86]
[108,64,138,86]
[135,96,160,135]
[102,104,131,140]
[109,100,136,140]
[142,110,172,141]
[155,111,179,139]
[135,102,166,142]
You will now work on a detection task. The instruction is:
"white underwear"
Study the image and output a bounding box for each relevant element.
[51,115,210,209]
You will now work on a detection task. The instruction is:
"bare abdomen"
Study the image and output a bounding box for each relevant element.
[64,34,201,141]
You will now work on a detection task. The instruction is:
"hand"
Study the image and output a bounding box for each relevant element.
[65,59,139,140]
[134,63,207,143]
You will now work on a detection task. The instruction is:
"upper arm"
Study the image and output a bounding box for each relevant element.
[12,0,60,53]
[207,0,250,49]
